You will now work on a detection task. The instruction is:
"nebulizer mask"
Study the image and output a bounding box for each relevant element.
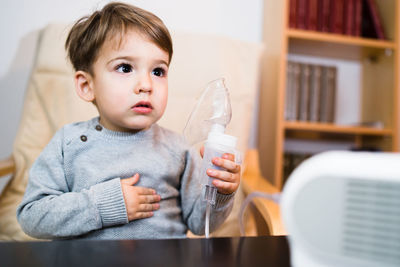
[184,78,240,238]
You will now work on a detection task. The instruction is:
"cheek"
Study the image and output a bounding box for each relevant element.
[100,88,125,102]
[160,93,168,113]
[157,85,168,111]
[96,89,130,114]
[96,78,129,101]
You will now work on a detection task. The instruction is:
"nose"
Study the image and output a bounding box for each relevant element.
[135,73,152,94]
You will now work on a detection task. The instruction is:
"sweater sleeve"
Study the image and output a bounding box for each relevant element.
[16,129,128,239]
[179,147,235,235]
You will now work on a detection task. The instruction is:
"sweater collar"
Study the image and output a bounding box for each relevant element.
[90,117,157,141]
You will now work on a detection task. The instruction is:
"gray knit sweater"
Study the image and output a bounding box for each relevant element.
[17,117,234,240]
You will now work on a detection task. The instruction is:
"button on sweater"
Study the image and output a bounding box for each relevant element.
[17,117,234,240]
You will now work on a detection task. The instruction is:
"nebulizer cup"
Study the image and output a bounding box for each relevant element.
[183,78,239,238]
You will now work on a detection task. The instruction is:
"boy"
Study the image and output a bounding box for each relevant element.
[17,2,241,240]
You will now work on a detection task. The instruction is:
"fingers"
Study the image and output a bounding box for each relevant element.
[206,154,241,195]
[121,174,158,195]
[121,174,162,221]
[207,168,236,182]
[138,194,161,204]
[121,173,140,185]
[132,202,160,220]
[133,211,154,220]
[222,153,235,162]
[138,203,160,212]
[206,156,240,183]
[123,189,161,221]
[136,186,157,195]
[208,167,239,194]
[211,156,241,174]
[212,179,238,195]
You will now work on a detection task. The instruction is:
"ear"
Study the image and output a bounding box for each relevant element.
[75,70,95,102]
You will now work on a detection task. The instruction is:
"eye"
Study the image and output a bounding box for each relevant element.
[116,63,132,73]
[152,67,166,77]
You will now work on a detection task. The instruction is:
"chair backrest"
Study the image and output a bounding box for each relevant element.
[0,23,263,240]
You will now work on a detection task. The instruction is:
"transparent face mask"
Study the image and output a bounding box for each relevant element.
[183,78,232,146]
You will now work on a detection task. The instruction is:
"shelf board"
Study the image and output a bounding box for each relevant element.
[284,121,393,136]
[287,29,397,50]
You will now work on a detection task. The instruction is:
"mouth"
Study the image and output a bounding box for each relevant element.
[132,101,153,114]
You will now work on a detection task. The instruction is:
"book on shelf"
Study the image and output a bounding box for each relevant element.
[362,0,385,39]
[285,61,337,124]
[285,63,293,120]
[309,65,322,122]
[299,64,311,121]
[288,0,384,40]
[344,0,355,36]
[330,0,345,34]
[307,0,318,31]
[354,0,363,36]
[285,62,301,121]
[318,0,331,32]
[297,0,308,29]
[319,66,336,123]
[289,0,298,28]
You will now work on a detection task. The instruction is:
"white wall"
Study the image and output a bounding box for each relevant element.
[0,0,263,191]
[0,0,263,160]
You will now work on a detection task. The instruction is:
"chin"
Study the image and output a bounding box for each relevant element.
[126,122,153,131]
[129,117,159,129]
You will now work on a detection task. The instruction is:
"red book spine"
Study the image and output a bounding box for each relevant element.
[353,0,362,36]
[297,0,308,30]
[365,0,385,39]
[344,0,355,35]
[289,0,298,28]
[307,0,318,31]
[330,0,345,34]
[318,0,331,32]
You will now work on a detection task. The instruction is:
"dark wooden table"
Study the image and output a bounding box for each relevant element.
[0,236,290,267]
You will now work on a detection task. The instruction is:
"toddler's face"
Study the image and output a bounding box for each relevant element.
[89,29,169,132]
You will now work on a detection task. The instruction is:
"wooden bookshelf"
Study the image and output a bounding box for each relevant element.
[287,29,397,49]
[258,0,399,189]
[284,121,393,136]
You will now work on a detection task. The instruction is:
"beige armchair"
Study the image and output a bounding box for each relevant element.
[0,23,283,240]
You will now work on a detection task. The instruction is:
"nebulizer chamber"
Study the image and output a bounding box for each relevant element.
[184,78,238,238]
[201,129,237,205]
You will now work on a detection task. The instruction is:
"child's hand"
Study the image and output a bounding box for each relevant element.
[121,174,161,221]
[200,148,241,195]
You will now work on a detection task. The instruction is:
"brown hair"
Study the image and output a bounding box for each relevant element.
[65,2,173,74]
